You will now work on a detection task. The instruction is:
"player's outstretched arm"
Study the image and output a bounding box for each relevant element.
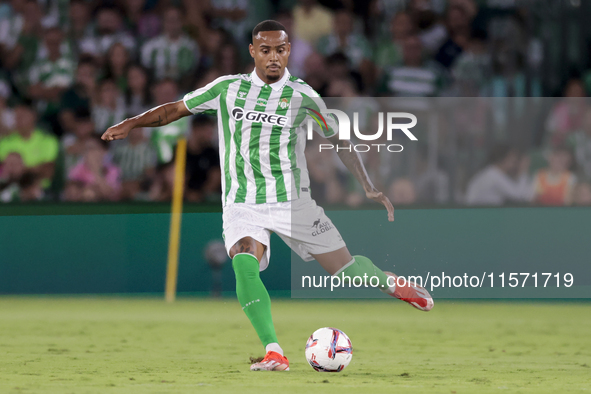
[326,134,394,222]
[101,100,191,141]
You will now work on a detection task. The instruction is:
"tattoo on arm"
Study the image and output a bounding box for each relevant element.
[135,102,178,128]
[148,116,163,126]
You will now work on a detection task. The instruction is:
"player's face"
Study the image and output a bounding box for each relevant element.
[250,30,290,83]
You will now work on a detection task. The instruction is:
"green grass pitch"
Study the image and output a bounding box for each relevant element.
[0,297,590,394]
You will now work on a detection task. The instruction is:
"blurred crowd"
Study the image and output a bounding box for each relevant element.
[0,0,590,206]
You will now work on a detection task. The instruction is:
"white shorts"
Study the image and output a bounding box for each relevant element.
[222,192,346,271]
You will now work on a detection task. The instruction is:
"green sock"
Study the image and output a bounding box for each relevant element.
[232,253,278,347]
[337,255,390,289]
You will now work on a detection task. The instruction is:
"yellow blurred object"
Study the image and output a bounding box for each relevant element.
[165,139,187,302]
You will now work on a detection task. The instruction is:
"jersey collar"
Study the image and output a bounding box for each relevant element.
[250,67,290,91]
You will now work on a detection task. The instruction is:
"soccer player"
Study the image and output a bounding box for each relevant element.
[102,20,433,372]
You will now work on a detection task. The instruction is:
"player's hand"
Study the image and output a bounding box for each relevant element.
[101,122,131,141]
[366,189,394,222]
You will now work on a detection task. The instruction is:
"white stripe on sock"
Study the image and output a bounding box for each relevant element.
[333,258,356,276]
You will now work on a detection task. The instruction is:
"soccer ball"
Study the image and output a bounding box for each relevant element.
[305,327,353,372]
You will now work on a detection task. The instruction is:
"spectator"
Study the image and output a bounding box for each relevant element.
[465,144,532,205]
[2,0,44,91]
[293,0,334,47]
[213,40,242,76]
[122,0,161,43]
[573,182,591,206]
[149,79,189,164]
[141,6,199,82]
[196,27,229,74]
[17,171,43,201]
[388,177,417,205]
[58,56,97,135]
[203,0,249,46]
[374,12,414,73]
[62,108,95,175]
[78,6,136,59]
[532,146,576,206]
[185,116,221,202]
[487,37,542,98]
[0,152,25,202]
[66,0,93,59]
[66,138,121,201]
[111,128,157,200]
[317,10,371,72]
[379,35,444,97]
[104,42,130,92]
[434,3,474,69]
[0,103,58,188]
[0,78,15,137]
[275,10,312,78]
[302,51,328,95]
[408,0,447,55]
[414,148,450,204]
[326,78,360,98]
[148,160,175,202]
[92,79,127,136]
[545,78,587,147]
[325,53,363,93]
[0,0,26,55]
[369,0,408,40]
[450,29,490,96]
[567,107,591,180]
[125,63,151,117]
[28,26,76,136]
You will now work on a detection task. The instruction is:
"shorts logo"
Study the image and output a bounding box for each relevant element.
[311,218,334,236]
[231,107,288,126]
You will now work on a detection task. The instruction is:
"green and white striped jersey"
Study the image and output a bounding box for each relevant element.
[182,68,337,206]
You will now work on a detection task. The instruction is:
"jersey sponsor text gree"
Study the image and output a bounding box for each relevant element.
[231,107,288,126]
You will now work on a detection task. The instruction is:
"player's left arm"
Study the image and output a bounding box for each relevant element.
[326,134,394,222]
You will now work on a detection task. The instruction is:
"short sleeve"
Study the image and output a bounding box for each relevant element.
[301,91,338,139]
[183,76,237,115]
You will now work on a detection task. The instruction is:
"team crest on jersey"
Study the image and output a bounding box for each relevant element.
[279,98,290,109]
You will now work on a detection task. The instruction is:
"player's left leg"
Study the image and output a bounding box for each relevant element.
[311,248,434,311]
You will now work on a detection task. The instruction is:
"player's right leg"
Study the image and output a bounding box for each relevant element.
[281,195,433,311]
[313,250,434,311]
[230,237,289,371]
